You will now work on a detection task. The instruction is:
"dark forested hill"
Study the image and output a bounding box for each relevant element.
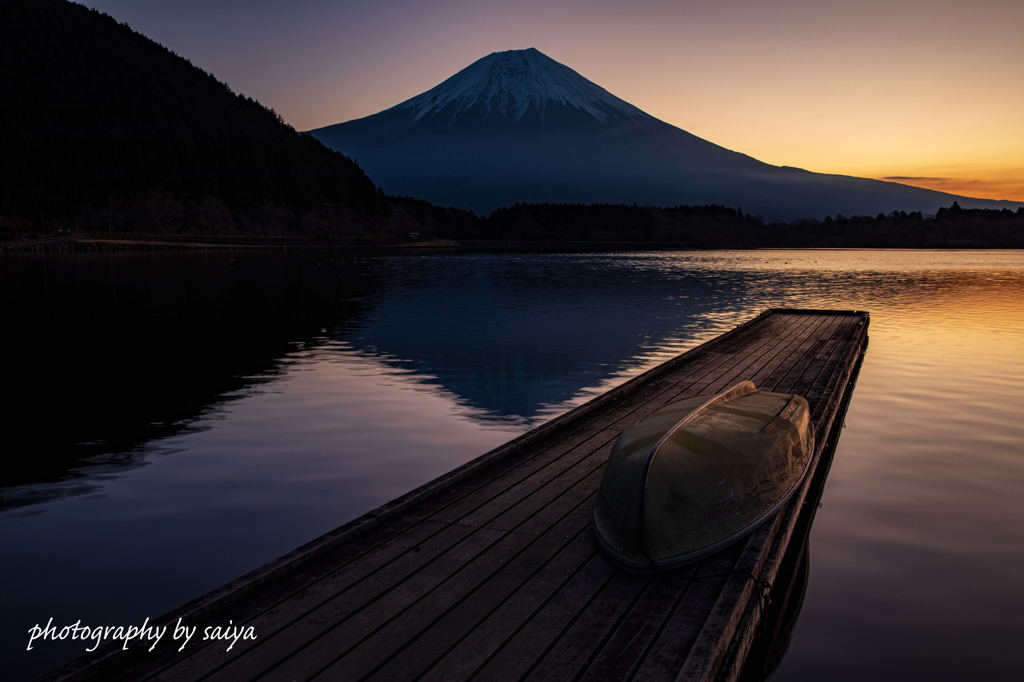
[0,0,384,225]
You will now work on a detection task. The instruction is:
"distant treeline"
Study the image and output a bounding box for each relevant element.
[8,195,1020,250]
[388,200,1024,249]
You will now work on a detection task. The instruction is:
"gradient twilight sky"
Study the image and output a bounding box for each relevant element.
[84,0,1024,200]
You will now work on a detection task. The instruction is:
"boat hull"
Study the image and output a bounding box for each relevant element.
[592,381,814,573]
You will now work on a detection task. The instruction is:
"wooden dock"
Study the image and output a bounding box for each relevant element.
[45,308,869,682]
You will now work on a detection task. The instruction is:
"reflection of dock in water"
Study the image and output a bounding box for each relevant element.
[737,335,861,681]
[45,309,868,682]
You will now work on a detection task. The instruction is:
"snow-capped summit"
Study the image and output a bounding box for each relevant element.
[309,50,1012,220]
[393,48,651,130]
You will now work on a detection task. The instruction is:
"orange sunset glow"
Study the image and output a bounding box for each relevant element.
[877,170,1024,202]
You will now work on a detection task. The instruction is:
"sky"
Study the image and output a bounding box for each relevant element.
[84,0,1024,201]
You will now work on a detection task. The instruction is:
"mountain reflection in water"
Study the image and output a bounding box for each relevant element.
[1,251,755,512]
[2,249,1023,682]
[343,253,762,420]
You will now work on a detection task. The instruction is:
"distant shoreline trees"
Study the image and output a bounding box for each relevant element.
[5,196,1022,249]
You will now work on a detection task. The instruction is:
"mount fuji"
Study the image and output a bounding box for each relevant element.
[310,48,1014,220]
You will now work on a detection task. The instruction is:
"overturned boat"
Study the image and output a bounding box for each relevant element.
[593,381,814,573]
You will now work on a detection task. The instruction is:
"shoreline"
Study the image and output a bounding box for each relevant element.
[0,235,461,252]
[4,236,1020,253]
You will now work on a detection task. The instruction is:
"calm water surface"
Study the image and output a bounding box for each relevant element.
[2,249,1022,680]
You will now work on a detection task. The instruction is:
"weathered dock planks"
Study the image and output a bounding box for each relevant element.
[42,308,869,682]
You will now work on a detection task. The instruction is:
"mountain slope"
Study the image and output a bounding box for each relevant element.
[311,48,1018,220]
[0,0,383,220]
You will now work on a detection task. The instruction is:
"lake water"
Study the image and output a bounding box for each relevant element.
[2,249,1023,681]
